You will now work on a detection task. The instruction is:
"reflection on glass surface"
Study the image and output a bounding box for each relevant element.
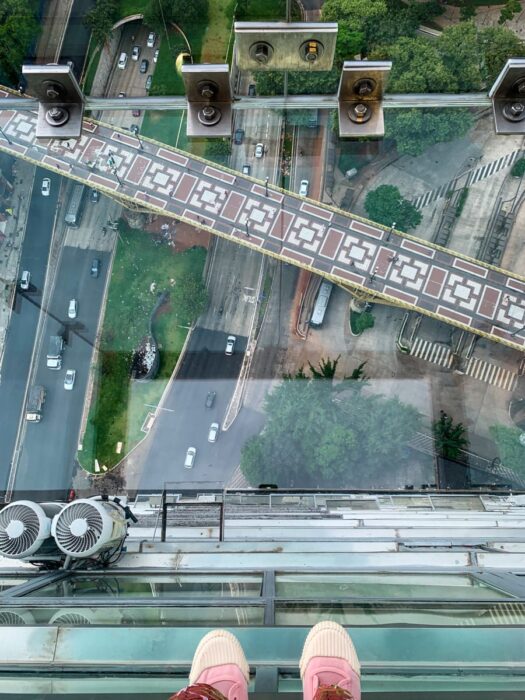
[275,573,510,599]
[28,574,262,598]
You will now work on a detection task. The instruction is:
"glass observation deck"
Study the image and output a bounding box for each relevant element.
[0,0,525,695]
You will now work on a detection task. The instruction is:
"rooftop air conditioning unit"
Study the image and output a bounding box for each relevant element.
[0,501,63,560]
[51,498,127,558]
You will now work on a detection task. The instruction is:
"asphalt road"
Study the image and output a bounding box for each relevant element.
[0,168,60,495]
[136,327,258,490]
[59,0,96,80]
[13,247,111,498]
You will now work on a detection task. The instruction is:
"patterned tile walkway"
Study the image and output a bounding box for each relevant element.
[0,90,523,352]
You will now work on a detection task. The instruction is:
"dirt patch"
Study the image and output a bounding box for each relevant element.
[144,216,212,253]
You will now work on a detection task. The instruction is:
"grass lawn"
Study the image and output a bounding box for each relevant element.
[79,223,206,473]
[119,0,150,15]
[239,0,300,20]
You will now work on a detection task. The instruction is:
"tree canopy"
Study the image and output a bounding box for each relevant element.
[143,0,209,32]
[364,185,422,231]
[322,0,387,32]
[433,411,469,459]
[240,358,421,488]
[385,107,474,157]
[0,0,40,86]
[490,425,525,475]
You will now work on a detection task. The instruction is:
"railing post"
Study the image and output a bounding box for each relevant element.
[161,488,167,543]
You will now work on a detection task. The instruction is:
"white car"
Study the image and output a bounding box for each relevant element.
[68,299,77,319]
[255,143,264,158]
[147,32,156,48]
[184,446,196,469]
[64,369,76,391]
[41,178,51,196]
[20,270,30,290]
[153,48,159,63]
[225,335,236,356]
[131,45,141,61]
[299,179,309,197]
[208,422,220,443]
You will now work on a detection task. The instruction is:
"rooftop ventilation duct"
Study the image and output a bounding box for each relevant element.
[0,501,63,560]
[51,498,127,558]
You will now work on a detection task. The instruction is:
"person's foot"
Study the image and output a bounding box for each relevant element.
[300,621,361,700]
[170,630,249,700]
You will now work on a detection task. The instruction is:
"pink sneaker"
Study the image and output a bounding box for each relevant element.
[170,630,249,700]
[300,621,361,700]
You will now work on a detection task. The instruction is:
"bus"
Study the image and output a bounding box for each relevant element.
[310,280,334,327]
[64,184,86,227]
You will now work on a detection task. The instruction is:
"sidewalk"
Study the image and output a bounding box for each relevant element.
[0,161,36,372]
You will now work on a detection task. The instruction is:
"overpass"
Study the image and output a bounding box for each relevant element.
[0,88,524,352]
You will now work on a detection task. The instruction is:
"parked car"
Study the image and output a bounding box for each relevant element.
[205,390,216,408]
[20,270,30,290]
[242,164,251,175]
[225,335,236,356]
[131,45,141,61]
[208,422,220,443]
[153,49,159,63]
[184,446,196,469]
[248,83,256,97]
[90,259,100,278]
[132,108,141,117]
[234,128,244,145]
[147,32,156,48]
[41,177,51,197]
[118,92,126,98]
[255,143,264,158]
[118,52,128,70]
[145,75,153,91]
[68,299,77,319]
[140,59,149,74]
[90,189,100,203]
[64,369,76,391]
[299,179,309,196]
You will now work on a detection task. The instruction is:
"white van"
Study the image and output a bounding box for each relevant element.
[118,52,128,70]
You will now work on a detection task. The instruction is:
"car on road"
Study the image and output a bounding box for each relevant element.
[41,177,51,197]
[90,259,100,278]
[64,369,76,391]
[132,108,141,117]
[147,32,156,48]
[140,59,149,74]
[184,446,196,469]
[68,299,78,319]
[248,83,256,97]
[205,390,216,408]
[225,335,236,356]
[242,164,251,175]
[118,91,126,98]
[299,179,309,196]
[90,189,100,203]
[20,270,30,290]
[153,49,159,63]
[208,422,220,443]
[234,128,244,145]
[118,52,128,70]
[131,45,141,61]
[255,143,264,158]
[145,75,153,91]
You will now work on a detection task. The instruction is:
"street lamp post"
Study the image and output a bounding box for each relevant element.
[386,221,396,242]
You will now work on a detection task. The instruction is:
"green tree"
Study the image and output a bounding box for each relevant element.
[144,0,209,32]
[171,265,208,324]
[365,1,443,53]
[432,411,469,459]
[255,69,340,96]
[0,0,40,86]
[385,108,474,157]
[240,358,421,487]
[353,311,375,334]
[459,0,476,21]
[335,24,364,64]
[490,425,525,475]
[322,0,387,32]
[511,158,525,177]
[499,0,521,24]
[364,185,422,232]
[437,22,483,91]
[84,0,119,48]
[479,26,525,86]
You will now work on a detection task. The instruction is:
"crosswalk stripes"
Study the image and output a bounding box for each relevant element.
[464,356,518,392]
[409,337,454,368]
[412,149,522,210]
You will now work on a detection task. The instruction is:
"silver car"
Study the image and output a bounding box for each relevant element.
[208,422,220,443]
[64,369,76,391]
[225,335,236,356]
